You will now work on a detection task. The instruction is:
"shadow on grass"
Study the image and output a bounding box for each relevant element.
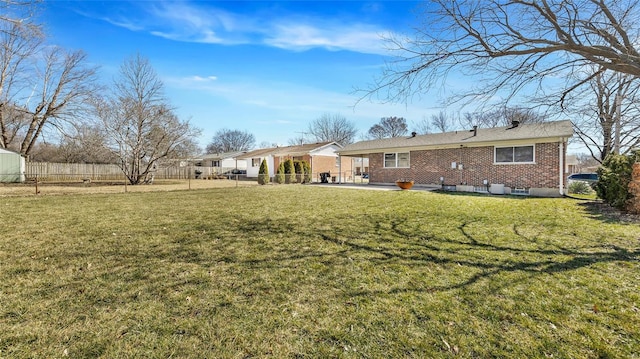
[211,214,640,298]
[577,200,640,224]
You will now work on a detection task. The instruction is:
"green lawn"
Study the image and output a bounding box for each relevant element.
[1,186,638,358]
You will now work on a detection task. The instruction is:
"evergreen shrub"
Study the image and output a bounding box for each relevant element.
[303,161,312,183]
[595,150,639,209]
[275,162,285,184]
[258,159,269,185]
[284,159,296,184]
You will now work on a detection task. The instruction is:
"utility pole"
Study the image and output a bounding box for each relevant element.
[295,131,308,145]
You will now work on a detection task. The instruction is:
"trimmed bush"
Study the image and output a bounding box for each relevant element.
[294,161,303,183]
[275,162,285,184]
[284,159,296,184]
[568,181,594,195]
[303,161,312,183]
[258,159,270,185]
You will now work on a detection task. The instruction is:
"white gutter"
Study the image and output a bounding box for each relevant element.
[559,139,564,195]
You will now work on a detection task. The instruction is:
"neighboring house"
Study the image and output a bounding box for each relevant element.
[565,154,600,174]
[338,120,573,197]
[196,151,247,172]
[565,154,579,174]
[0,148,26,183]
[240,142,351,181]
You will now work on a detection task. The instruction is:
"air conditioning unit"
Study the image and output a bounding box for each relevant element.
[489,183,505,194]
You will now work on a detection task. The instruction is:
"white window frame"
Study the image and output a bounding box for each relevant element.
[494,145,535,164]
[251,158,261,167]
[384,152,410,168]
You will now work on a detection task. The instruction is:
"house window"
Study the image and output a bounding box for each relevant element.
[384,152,410,168]
[495,145,534,163]
[212,160,220,167]
[252,158,261,167]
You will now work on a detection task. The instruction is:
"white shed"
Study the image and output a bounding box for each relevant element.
[0,148,26,183]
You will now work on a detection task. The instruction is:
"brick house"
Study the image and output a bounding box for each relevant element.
[240,142,351,181]
[338,120,573,197]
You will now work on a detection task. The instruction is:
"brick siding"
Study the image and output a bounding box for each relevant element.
[311,155,341,177]
[368,142,563,189]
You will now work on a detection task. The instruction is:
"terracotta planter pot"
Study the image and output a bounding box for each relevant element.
[395,180,414,190]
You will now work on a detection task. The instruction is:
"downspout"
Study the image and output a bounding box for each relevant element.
[559,139,564,195]
[338,155,342,184]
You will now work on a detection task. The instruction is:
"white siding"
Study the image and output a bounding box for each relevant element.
[246,156,274,178]
[310,144,341,157]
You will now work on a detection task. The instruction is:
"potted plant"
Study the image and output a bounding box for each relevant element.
[395,179,414,190]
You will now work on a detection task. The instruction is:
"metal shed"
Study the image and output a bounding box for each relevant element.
[0,148,25,183]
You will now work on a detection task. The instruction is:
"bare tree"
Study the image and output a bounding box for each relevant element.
[459,107,544,129]
[0,18,98,156]
[307,113,358,146]
[568,69,640,162]
[258,141,277,149]
[0,0,40,28]
[57,124,115,164]
[21,48,98,156]
[576,152,600,172]
[206,129,255,153]
[367,116,408,139]
[172,137,201,159]
[430,111,453,133]
[0,20,41,151]
[96,54,200,185]
[287,134,305,146]
[27,124,115,163]
[364,1,640,112]
[412,115,432,135]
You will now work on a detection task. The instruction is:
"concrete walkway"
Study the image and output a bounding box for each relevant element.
[311,183,441,191]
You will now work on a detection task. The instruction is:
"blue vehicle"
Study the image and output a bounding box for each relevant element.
[568,173,598,183]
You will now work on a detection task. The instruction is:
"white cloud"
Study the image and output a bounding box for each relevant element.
[188,75,218,82]
[265,22,391,55]
[101,17,144,31]
[98,2,393,55]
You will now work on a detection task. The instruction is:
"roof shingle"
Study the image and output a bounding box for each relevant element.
[339,120,573,155]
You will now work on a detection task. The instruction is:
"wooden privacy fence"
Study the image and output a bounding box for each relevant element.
[24,162,202,181]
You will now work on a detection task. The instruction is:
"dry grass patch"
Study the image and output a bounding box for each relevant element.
[0,178,256,196]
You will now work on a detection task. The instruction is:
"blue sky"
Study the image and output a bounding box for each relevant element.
[40,0,442,150]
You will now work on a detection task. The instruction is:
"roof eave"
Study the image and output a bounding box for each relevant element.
[338,135,572,156]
